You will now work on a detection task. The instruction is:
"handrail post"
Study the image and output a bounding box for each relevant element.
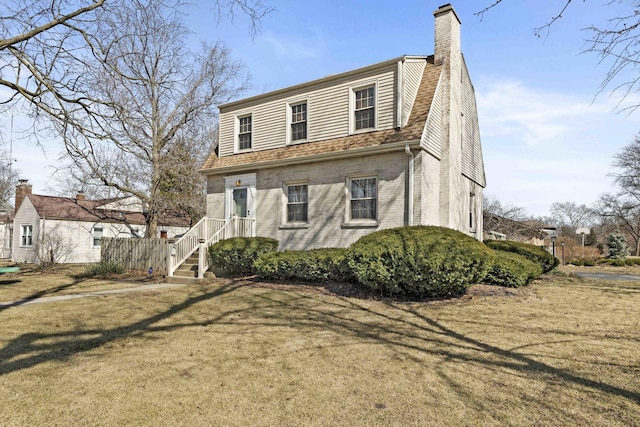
[167,239,176,277]
[198,238,206,279]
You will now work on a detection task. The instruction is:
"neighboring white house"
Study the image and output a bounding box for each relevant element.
[199,4,486,251]
[0,211,12,259]
[11,180,192,264]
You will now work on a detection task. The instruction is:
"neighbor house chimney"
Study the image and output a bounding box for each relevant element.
[15,179,32,212]
[76,193,86,201]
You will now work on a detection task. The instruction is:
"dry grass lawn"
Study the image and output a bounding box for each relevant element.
[0,267,638,426]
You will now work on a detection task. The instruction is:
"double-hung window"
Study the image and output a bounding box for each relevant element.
[21,224,33,247]
[286,184,308,223]
[354,86,375,131]
[238,115,252,151]
[93,226,103,247]
[290,102,307,142]
[349,177,377,221]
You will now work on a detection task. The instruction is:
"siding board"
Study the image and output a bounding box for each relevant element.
[218,63,398,157]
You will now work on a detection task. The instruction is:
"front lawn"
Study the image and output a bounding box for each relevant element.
[0,270,638,425]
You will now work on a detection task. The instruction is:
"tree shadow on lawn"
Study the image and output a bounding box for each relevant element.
[0,278,638,411]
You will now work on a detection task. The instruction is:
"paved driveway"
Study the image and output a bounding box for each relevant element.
[573,272,640,282]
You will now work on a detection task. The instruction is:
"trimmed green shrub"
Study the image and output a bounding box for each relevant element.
[209,237,278,275]
[80,261,125,278]
[254,248,353,282]
[485,240,558,273]
[583,259,596,267]
[345,226,494,298]
[626,258,640,266]
[567,258,584,266]
[483,250,543,288]
[597,258,627,267]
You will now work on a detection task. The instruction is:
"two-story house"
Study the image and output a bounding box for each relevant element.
[200,3,486,251]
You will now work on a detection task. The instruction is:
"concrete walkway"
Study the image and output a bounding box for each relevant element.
[0,282,186,309]
[573,272,640,282]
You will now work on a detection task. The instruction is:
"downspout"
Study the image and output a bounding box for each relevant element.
[405,145,414,226]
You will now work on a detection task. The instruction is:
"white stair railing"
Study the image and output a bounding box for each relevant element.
[167,217,226,277]
[168,216,256,278]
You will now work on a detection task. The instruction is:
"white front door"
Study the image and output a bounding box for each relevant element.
[224,173,256,220]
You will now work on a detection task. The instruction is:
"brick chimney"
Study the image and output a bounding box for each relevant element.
[76,193,86,201]
[434,3,464,228]
[15,179,32,211]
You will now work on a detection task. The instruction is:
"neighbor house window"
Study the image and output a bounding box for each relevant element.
[349,177,377,220]
[290,102,307,142]
[20,224,33,247]
[93,226,103,247]
[354,86,375,131]
[286,184,308,223]
[238,115,252,151]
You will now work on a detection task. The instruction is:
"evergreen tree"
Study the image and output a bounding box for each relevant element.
[607,233,629,259]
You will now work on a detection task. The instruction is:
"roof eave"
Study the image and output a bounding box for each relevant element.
[199,139,421,176]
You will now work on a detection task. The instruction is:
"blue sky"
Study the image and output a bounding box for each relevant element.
[7,1,640,217]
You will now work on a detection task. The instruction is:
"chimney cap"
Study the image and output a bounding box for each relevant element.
[17,178,30,185]
[434,3,461,24]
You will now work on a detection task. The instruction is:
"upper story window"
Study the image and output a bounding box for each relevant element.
[238,115,252,151]
[354,86,375,131]
[93,226,104,247]
[286,183,308,223]
[349,177,377,221]
[290,102,307,142]
[21,224,33,247]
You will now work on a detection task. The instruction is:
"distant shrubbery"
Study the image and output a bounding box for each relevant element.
[209,237,278,275]
[80,261,125,278]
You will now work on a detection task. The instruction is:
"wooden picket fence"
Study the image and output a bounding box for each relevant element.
[101,237,168,272]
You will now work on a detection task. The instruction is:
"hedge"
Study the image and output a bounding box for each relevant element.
[209,237,278,275]
[483,250,543,288]
[254,248,353,282]
[345,226,494,298]
[485,240,558,273]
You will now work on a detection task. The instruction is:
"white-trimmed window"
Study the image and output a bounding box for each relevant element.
[285,183,308,223]
[353,86,375,131]
[237,115,252,151]
[20,224,33,247]
[349,177,377,221]
[290,102,307,142]
[93,226,103,247]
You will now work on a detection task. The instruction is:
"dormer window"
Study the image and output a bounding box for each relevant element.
[238,115,252,151]
[354,86,375,130]
[292,102,307,141]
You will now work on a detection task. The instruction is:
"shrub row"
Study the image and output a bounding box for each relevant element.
[253,248,352,282]
[209,227,494,297]
[208,228,557,299]
[485,240,558,273]
[483,250,543,288]
[345,226,494,298]
[208,237,278,275]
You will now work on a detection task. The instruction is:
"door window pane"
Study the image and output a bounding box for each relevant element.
[233,188,248,217]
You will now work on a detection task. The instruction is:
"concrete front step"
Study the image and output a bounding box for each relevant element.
[166,276,203,285]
